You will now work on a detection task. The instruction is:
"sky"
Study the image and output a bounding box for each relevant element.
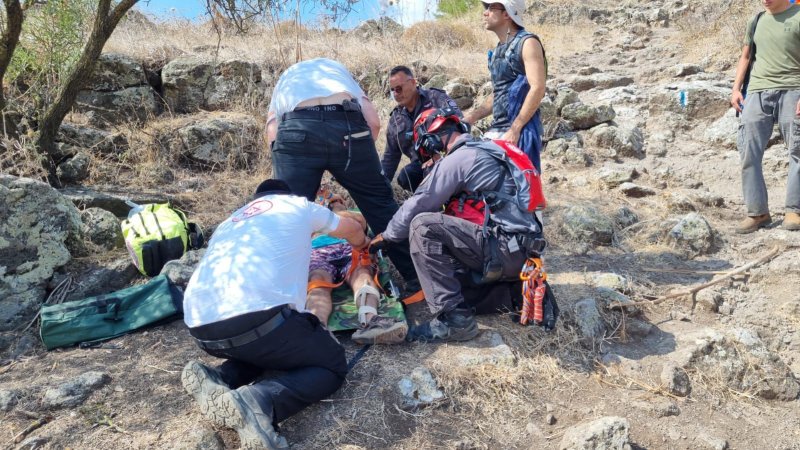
[135,0,441,29]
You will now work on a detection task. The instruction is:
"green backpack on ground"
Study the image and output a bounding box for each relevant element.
[40,275,183,350]
[121,203,202,277]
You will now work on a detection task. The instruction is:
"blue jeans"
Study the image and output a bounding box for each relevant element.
[271,108,418,284]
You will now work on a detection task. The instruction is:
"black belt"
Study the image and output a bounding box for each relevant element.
[282,103,362,121]
[195,306,289,351]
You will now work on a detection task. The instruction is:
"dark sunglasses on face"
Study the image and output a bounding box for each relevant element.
[390,79,415,94]
[482,2,505,12]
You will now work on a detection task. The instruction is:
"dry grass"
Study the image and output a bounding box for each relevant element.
[671,0,761,66]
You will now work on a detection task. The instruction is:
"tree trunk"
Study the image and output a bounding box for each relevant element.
[34,0,139,185]
[0,0,24,138]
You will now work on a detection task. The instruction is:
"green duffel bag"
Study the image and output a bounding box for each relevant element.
[40,275,183,350]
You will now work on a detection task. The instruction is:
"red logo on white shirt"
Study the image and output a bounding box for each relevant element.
[232,200,273,222]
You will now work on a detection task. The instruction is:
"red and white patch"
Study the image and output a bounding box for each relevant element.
[232,199,273,222]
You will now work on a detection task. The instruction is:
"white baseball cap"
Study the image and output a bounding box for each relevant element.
[484,0,525,28]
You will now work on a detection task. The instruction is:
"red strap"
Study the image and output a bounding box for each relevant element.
[401,289,425,306]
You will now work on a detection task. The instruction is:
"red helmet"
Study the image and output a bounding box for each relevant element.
[412,107,468,161]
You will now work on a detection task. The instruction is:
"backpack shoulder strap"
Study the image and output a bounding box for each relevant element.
[505,30,548,78]
[749,11,765,52]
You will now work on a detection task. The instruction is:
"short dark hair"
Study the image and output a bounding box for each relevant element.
[389,65,414,78]
[253,179,293,199]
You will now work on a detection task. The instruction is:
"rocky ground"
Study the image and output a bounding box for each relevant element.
[2,1,800,449]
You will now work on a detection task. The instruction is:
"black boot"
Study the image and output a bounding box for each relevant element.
[406,308,479,342]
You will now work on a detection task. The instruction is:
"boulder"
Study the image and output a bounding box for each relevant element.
[591,273,629,293]
[613,207,639,229]
[86,53,148,91]
[554,87,581,114]
[574,299,606,342]
[596,165,637,188]
[398,367,445,410]
[566,73,634,92]
[74,86,159,126]
[42,371,111,409]
[618,182,656,197]
[547,134,588,167]
[81,207,124,250]
[649,81,731,121]
[161,249,205,288]
[444,79,475,111]
[353,16,403,39]
[539,97,558,127]
[562,205,615,246]
[661,363,691,396]
[56,152,91,183]
[57,123,127,156]
[0,176,83,332]
[60,258,138,302]
[425,73,448,90]
[673,63,703,78]
[561,103,615,130]
[559,416,631,450]
[204,59,265,110]
[0,389,18,412]
[703,109,738,149]
[162,56,215,113]
[163,113,261,169]
[586,124,644,159]
[59,186,170,218]
[668,213,715,256]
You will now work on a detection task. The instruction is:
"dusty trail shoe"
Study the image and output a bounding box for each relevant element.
[406,308,479,343]
[181,360,231,427]
[783,212,800,231]
[735,214,771,234]
[352,316,408,344]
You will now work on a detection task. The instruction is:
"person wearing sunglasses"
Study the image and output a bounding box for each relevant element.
[382,65,462,193]
[463,0,547,172]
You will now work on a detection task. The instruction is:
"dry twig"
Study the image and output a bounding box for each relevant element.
[10,410,53,444]
[608,245,783,310]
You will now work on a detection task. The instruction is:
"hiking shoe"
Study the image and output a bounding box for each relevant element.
[406,308,479,343]
[352,315,408,345]
[181,360,230,426]
[735,214,771,234]
[783,212,800,231]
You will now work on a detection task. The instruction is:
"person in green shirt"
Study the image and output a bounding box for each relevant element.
[730,0,800,233]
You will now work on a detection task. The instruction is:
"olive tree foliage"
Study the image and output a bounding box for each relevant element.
[33,0,139,184]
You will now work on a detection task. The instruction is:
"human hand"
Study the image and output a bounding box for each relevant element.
[731,90,745,113]
[368,233,387,254]
[501,128,521,145]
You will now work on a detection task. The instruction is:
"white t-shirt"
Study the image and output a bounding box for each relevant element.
[268,58,366,123]
[183,194,340,328]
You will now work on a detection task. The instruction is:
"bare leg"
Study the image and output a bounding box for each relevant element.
[347,266,379,322]
[307,269,334,325]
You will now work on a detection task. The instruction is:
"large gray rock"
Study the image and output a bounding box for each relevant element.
[586,124,644,159]
[566,73,634,92]
[0,176,83,332]
[444,79,476,111]
[618,182,656,198]
[0,389,18,412]
[649,81,731,121]
[561,103,615,130]
[353,16,403,39]
[163,113,260,169]
[81,207,124,250]
[703,109,738,149]
[86,53,148,91]
[596,165,637,188]
[574,299,606,342]
[398,366,445,410]
[57,123,128,155]
[42,371,111,409]
[59,186,169,218]
[56,152,91,183]
[162,56,215,113]
[661,363,691,397]
[562,205,615,246]
[74,86,159,126]
[680,330,800,401]
[668,213,715,256]
[673,63,703,78]
[559,416,631,450]
[554,87,581,114]
[205,60,265,110]
[161,249,205,288]
[61,258,138,302]
[547,134,588,166]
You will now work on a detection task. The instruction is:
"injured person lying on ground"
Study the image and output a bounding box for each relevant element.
[306,188,409,344]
